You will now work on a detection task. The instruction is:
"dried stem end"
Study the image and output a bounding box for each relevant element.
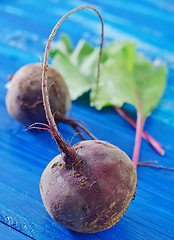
[41,5,104,163]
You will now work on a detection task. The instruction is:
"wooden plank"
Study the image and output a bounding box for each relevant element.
[0,221,34,240]
[0,0,174,239]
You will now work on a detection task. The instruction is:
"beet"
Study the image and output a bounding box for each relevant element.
[6,63,96,139]
[40,140,136,233]
[39,5,137,233]
[6,63,70,126]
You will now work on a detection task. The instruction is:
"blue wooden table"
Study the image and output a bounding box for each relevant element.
[0,0,174,239]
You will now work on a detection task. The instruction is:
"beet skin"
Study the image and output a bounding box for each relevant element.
[40,140,137,233]
[6,63,71,125]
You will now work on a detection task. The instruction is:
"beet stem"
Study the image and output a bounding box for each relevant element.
[132,89,143,168]
[114,107,165,155]
[132,111,143,168]
[41,5,104,159]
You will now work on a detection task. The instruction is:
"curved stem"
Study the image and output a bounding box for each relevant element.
[42,5,104,154]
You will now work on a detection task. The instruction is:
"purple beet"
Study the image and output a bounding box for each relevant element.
[6,62,96,139]
[6,63,70,126]
[40,140,136,233]
[39,5,137,233]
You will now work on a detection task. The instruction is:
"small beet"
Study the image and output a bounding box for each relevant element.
[6,63,71,126]
[6,63,96,139]
[40,140,137,233]
[39,5,137,233]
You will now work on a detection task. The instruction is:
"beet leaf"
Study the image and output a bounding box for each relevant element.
[52,47,91,100]
[50,35,167,166]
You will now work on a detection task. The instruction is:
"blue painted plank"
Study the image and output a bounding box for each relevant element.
[0,104,174,239]
[0,181,173,240]
[0,0,174,239]
[0,222,33,240]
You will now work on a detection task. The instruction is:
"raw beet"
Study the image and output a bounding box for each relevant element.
[40,140,137,233]
[39,5,137,234]
[6,63,71,125]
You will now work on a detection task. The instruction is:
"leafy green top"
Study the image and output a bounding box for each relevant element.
[50,34,167,119]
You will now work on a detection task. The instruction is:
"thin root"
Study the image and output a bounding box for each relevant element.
[22,100,43,109]
[8,74,14,81]
[58,114,97,140]
[89,177,99,192]
[138,161,174,170]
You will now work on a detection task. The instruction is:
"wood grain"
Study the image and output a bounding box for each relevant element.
[0,0,174,239]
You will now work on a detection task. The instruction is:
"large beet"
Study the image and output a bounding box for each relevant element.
[39,5,137,234]
[40,140,137,233]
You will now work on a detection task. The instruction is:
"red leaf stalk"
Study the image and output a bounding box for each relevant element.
[114,107,164,155]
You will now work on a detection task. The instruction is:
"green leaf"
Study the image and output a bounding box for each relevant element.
[50,34,73,57]
[104,41,135,72]
[133,54,167,117]
[50,35,167,120]
[90,42,137,109]
[70,40,94,67]
[69,40,99,83]
[52,51,91,100]
[91,51,167,119]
